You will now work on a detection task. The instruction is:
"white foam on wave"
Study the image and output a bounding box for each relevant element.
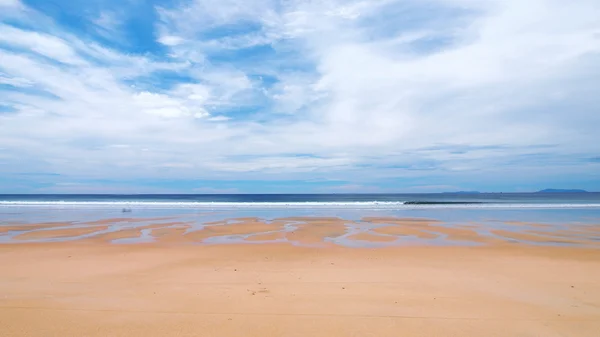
[0,201,600,209]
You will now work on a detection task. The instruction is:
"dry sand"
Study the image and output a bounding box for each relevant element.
[1,242,599,337]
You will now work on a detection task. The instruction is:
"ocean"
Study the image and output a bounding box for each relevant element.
[1,193,600,208]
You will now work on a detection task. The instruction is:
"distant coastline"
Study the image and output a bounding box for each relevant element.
[441,189,592,194]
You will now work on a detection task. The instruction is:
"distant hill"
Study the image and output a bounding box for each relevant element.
[536,189,588,193]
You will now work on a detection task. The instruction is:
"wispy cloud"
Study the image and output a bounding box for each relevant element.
[1,0,599,192]
[92,10,124,40]
[0,0,21,8]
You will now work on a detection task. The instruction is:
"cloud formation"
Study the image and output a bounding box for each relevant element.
[1,0,599,192]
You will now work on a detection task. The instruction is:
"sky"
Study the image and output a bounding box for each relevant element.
[0,0,599,193]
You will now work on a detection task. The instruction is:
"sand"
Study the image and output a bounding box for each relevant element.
[5,217,599,247]
[1,242,599,337]
[1,216,600,336]
[246,232,287,241]
[0,222,75,234]
[84,223,174,243]
[185,220,285,242]
[345,232,397,242]
[14,225,109,240]
[490,229,595,245]
[282,218,349,245]
[372,224,438,239]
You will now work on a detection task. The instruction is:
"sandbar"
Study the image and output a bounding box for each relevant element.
[491,229,596,245]
[186,220,285,242]
[14,225,109,240]
[84,223,170,243]
[245,232,287,242]
[346,232,397,242]
[372,225,438,239]
[285,219,349,244]
[0,222,75,234]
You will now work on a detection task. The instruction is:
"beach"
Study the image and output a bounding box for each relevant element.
[1,211,600,336]
[3,0,599,334]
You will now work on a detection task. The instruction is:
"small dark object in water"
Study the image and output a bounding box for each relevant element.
[122,208,132,213]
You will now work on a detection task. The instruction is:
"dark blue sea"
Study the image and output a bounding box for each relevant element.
[1,193,599,223]
[1,193,600,207]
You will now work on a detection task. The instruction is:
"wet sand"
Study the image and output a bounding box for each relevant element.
[1,242,599,337]
[491,229,595,245]
[83,223,173,243]
[345,232,397,242]
[372,224,438,239]
[14,225,109,240]
[0,222,75,234]
[286,220,349,245]
[185,219,284,242]
[246,232,287,242]
[3,216,600,248]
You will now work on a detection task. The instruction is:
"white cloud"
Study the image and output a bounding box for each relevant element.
[0,24,84,65]
[208,116,231,122]
[1,0,599,191]
[270,73,323,114]
[192,187,240,193]
[94,11,120,30]
[133,90,210,118]
[0,0,21,8]
[0,73,33,87]
[205,155,354,173]
[92,10,125,41]
[158,35,185,46]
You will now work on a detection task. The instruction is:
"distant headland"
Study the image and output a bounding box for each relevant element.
[440,189,590,194]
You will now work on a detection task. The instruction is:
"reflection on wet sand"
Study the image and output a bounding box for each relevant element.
[185,218,284,241]
[84,223,173,243]
[1,215,599,248]
[371,224,438,239]
[14,225,109,240]
[286,219,349,245]
[0,222,74,234]
[245,232,287,242]
[491,229,596,245]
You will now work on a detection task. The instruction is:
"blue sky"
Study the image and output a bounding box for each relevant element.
[1,0,599,193]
